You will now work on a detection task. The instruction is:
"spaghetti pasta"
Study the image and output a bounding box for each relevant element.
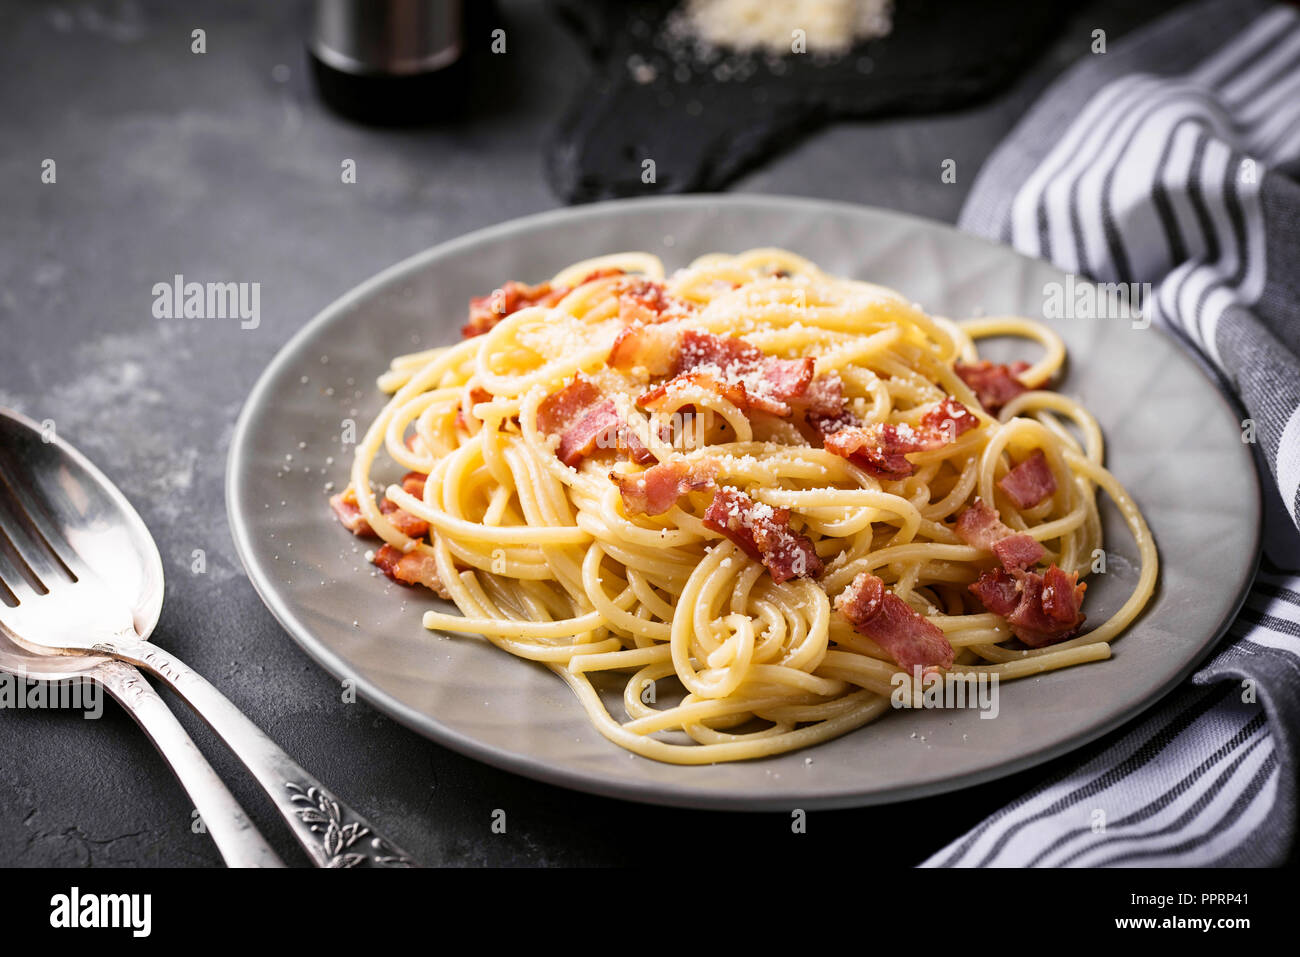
[334,249,1158,765]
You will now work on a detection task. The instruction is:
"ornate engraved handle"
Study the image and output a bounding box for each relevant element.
[93,635,415,868]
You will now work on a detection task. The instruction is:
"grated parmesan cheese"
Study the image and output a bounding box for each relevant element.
[678,0,894,55]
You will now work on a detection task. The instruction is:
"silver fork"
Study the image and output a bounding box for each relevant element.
[0,414,414,867]
[0,630,284,867]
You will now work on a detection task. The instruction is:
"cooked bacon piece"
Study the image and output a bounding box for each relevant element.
[1035,565,1087,638]
[807,409,856,439]
[379,498,429,538]
[463,269,625,339]
[994,534,1049,573]
[796,374,854,444]
[955,360,1032,413]
[558,399,621,467]
[464,281,567,338]
[823,396,979,479]
[617,278,692,325]
[330,486,375,537]
[537,375,654,467]
[333,471,432,539]
[800,373,847,418]
[954,498,1045,571]
[760,355,818,406]
[608,323,680,376]
[969,564,1086,648]
[638,370,748,412]
[611,458,718,516]
[835,573,955,672]
[823,423,918,478]
[623,429,656,465]
[455,386,492,430]
[614,328,815,417]
[401,471,428,498]
[703,487,823,583]
[537,376,602,437]
[638,358,815,418]
[919,396,980,439]
[969,567,1020,617]
[538,376,620,466]
[371,544,450,599]
[997,449,1057,509]
[676,331,815,415]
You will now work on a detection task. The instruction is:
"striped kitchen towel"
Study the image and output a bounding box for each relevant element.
[925,0,1300,867]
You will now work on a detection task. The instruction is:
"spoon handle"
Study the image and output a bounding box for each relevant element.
[95,660,285,868]
[94,635,416,868]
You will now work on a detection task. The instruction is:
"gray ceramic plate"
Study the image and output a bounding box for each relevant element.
[227,196,1260,810]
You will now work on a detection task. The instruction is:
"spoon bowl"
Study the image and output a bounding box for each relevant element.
[0,409,163,637]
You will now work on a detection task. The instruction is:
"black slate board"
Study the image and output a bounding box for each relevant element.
[546,0,1068,202]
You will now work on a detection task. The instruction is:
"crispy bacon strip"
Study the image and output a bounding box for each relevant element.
[371,544,450,599]
[537,376,615,467]
[617,278,692,324]
[803,377,857,439]
[955,360,1031,413]
[560,400,621,467]
[823,397,978,479]
[675,331,815,416]
[463,269,626,339]
[798,373,847,418]
[608,323,680,376]
[997,449,1057,509]
[537,376,602,436]
[329,486,374,537]
[400,471,427,498]
[969,564,1086,648]
[464,281,567,338]
[611,458,718,516]
[537,375,656,467]
[332,472,431,540]
[835,573,955,672]
[638,370,747,412]
[703,487,823,584]
[623,429,656,465]
[611,328,815,417]
[954,498,1046,571]
[379,499,428,538]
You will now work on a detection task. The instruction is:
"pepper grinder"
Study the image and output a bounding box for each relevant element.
[309,0,466,125]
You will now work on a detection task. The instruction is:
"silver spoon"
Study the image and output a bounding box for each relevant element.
[0,408,414,867]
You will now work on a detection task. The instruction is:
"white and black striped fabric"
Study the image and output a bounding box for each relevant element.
[925,0,1300,867]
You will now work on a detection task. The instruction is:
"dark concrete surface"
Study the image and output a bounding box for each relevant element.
[0,0,1186,866]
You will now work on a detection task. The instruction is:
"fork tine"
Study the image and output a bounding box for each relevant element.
[0,476,74,592]
[0,448,96,583]
[0,529,40,605]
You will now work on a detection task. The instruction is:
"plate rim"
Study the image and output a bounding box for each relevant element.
[226,194,1263,811]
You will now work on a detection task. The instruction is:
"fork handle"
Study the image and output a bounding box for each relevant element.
[95,636,415,868]
[95,660,285,868]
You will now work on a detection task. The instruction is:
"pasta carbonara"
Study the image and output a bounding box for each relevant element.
[330,249,1157,764]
